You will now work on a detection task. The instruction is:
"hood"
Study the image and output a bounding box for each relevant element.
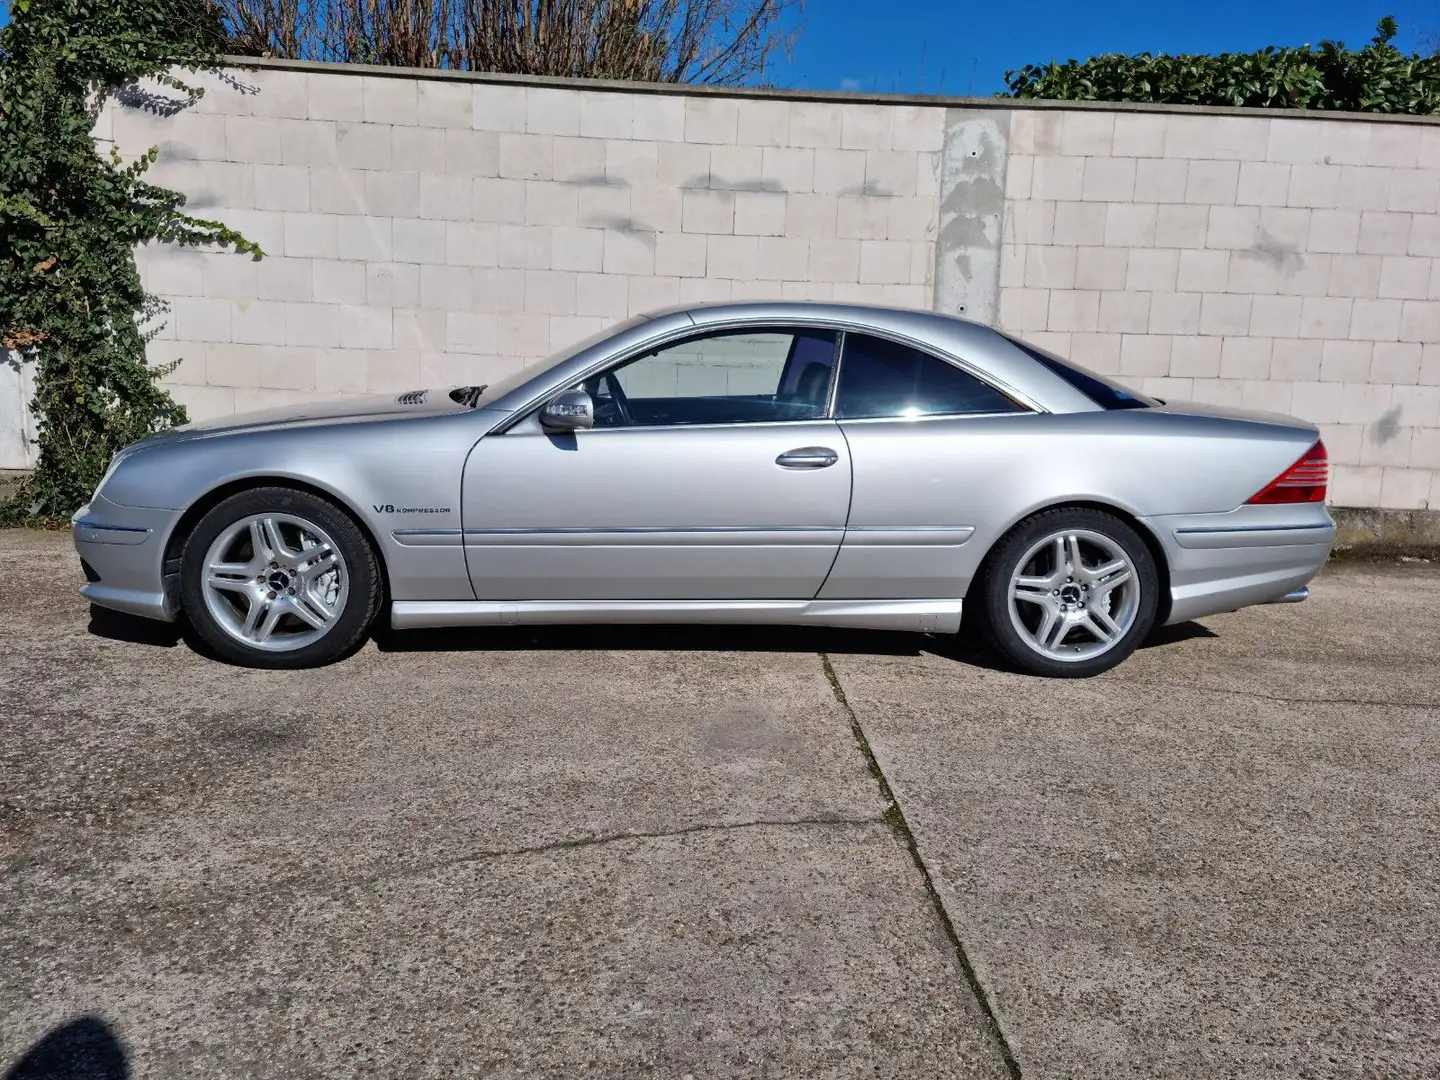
[170,387,477,439]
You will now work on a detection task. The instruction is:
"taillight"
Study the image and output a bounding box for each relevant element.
[1246,439,1328,504]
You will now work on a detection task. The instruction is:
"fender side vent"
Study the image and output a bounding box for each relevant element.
[395,389,428,405]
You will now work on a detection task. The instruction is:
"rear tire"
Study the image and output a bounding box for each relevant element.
[180,487,382,669]
[973,507,1159,678]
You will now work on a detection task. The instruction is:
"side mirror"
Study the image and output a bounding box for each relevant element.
[540,388,594,432]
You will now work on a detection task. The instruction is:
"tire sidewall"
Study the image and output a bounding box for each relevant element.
[979,508,1160,678]
[180,487,380,669]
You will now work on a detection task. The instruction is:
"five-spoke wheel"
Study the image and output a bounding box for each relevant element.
[976,508,1159,678]
[181,487,381,669]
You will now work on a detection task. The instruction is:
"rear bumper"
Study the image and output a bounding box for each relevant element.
[1142,505,1335,625]
[72,496,181,622]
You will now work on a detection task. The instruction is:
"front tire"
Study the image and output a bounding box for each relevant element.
[974,507,1159,678]
[180,487,382,669]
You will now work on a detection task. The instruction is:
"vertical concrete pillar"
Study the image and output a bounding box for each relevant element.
[0,349,39,471]
[932,111,1009,325]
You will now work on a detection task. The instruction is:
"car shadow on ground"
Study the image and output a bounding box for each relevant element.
[84,605,1217,669]
[3,1016,128,1080]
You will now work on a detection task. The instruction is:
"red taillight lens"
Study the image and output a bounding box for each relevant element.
[1247,439,1328,504]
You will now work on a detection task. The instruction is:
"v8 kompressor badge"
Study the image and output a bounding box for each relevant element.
[373,504,451,514]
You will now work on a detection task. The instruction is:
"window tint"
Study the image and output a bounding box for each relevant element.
[834,333,1024,419]
[590,328,838,427]
[1002,333,1157,410]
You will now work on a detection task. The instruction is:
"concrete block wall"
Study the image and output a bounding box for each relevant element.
[996,109,1440,511]
[76,60,1440,509]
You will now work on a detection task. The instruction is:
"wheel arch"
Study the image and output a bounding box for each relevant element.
[974,498,1173,626]
[162,476,392,609]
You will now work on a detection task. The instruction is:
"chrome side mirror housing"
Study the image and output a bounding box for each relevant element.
[540,388,594,432]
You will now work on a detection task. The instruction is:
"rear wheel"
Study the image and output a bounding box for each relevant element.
[180,487,381,669]
[974,508,1159,678]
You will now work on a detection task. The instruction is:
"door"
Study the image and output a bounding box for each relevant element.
[462,326,852,601]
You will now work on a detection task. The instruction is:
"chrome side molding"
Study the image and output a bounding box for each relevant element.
[391,597,963,634]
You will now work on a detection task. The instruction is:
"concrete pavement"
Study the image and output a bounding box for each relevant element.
[2,528,1437,1078]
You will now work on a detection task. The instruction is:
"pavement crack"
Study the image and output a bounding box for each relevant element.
[822,653,1023,1080]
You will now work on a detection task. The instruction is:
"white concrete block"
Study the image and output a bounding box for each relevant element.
[1207,205,1259,249]
[1068,332,1122,371]
[685,98,738,145]
[1026,246,1078,290]
[1177,249,1230,294]
[550,136,606,183]
[1075,246,1128,291]
[364,172,420,218]
[1147,292,1200,335]
[392,218,446,263]
[1401,299,1440,342]
[1371,341,1422,383]
[887,198,934,242]
[310,74,365,122]
[1378,256,1430,301]
[1060,111,1113,156]
[629,187,683,234]
[496,225,551,270]
[1414,429,1440,469]
[550,226,605,273]
[230,299,286,346]
[707,145,763,188]
[627,275,682,316]
[339,304,393,349]
[891,106,945,152]
[998,288,1050,332]
[362,77,416,127]
[1307,210,1361,254]
[1104,204,1157,247]
[1393,383,1440,426]
[756,236,809,281]
[602,230,655,276]
[282,213,338,259]
[246,70,309,120]
[1031,156,1084,201]
[1126,248,1178,292]
[1134,159,1187,203]
[522,270,577,315]
[1299,296,1353,340]
[1250,295,1304,339]
[1323,254,1380,299]
[1292,380,1346,422]
[308,169,364,215]
[1211,117,1271,161]
[1054,202,1106,246]
[366,262,419,307]
[810,238,860,281]
[1227,250,1282,295]
[1267,119,1323,164]
[1098,291,1150,334]
[1048,289,1101,333]
[420,264,471,310]
[1359,211,1412,255]
[1118,334,1172,377]
[1219,337,1272,379]
[391,310,447,355]
[734,191,787,237]
[580,94,632,140]
[682,190,734,234]
[499,134,553,180]
[1410,214,1440,257]
[338,217,392,261]
[1008,112,1059,156]
[736,98,791,147]
[279,119,337,167]
[1240,377,1293,414]
[1336,165,1390,212]
[391,126,445,174]
[523,182,579,227]
[417,80,472,129]
[1329,464,1383,506]
[1369,125,1420,168]
[812,149,866,195]
[1337,378,1391,423]
[1185,161,1239,205]
[335,123,391,170]
[1380,468,1432,508]
[606,140,659,187]
[631,95,685,142]
[788,102,842,148]
[447,311,501,353]
[1235,161,1290,206]
[311,260,365,305]
[201,343,259,388]
[785,194,838,239]
[1169,336,1222,378]
[472,267,525,312]
[285,303,340,347]
[443,128,501,177]
[1005,154,1033,200]
[837,195,889,240]
[472,178,527,225]
[525,88,580,137]
[1153,204,1208,249]
[761,146,815,194]
[841,105,894,151]
[225,117,283,165]
[257,256,314,302]
[1081,157,1136,203]
[1285,164,1338,209]
[1111,114,1166,158]
[705,234,757,279]
[578,184,630,227]
[1200,293,1252,336]
[1388,169,1440,214]
[858,240,911,285]
[472,84,527,133]
[654,232,708,278]
[864,151,916,197]
[575,271,628,316]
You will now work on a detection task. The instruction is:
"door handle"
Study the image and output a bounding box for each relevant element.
[776,447,839,469]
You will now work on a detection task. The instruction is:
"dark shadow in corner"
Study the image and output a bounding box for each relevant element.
[86,604,182,648]
[1142,621,1219,648]
[4,1015,128,1080]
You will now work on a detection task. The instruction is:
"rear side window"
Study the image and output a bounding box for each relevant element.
[1003,334,1157,410]
[835,333,1025,419]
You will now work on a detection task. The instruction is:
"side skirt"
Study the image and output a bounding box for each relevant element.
[390,598,963,634]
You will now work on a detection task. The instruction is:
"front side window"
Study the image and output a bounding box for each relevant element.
[834,333,1025,419]
[587,327,838,427]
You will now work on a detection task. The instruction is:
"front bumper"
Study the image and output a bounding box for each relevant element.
[72,495,183,622]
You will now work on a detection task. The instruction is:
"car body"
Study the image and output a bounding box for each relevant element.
[73,302,1335,674]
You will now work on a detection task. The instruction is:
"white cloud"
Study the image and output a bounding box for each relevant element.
[839,77,862,91]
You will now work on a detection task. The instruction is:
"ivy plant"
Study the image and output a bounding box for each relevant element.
[1004,17,1440,113]
[0,0,260,525]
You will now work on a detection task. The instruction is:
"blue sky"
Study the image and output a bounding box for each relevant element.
[1,0,1435,96]
[780,0,1439,96]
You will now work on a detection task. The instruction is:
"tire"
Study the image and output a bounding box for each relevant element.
[180,486,382,669]
[973,507,1159,678]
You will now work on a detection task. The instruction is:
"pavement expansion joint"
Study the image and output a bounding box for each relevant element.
[820,652,1024,1080]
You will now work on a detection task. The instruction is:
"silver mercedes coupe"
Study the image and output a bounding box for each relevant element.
[73,302,1335,676]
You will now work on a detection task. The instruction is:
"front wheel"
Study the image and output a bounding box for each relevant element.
[180,487,382,669]
[974,508,1159,678]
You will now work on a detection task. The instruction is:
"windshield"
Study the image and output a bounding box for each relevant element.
[457,314,654,408]
[1002,333,1158,410]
